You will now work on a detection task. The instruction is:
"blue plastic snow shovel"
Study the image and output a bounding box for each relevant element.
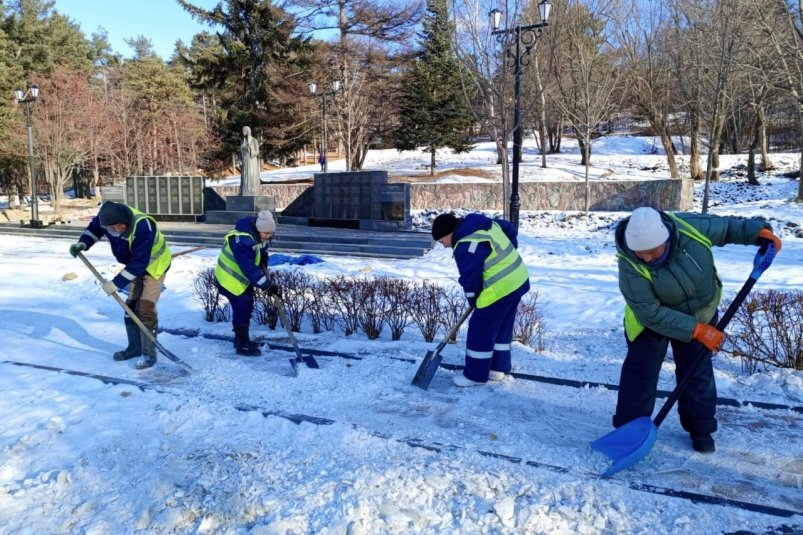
[411,306,474,390]
[590,244,777,477]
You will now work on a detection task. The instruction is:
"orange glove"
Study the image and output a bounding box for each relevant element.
[757,228,782,253]
[692,323,725,352]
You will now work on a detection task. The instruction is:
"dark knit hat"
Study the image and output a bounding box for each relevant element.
[432,213,458,240]
[98,201,130,227]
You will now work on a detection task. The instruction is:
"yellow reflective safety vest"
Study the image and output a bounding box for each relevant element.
[454,221,529,308]
[620,212,716,341]
[215,230,261,296]
[127,207,171,279]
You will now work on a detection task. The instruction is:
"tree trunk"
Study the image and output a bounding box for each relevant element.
[757,106,773,171]
[747,118,760,186]
[798,112,803,202]
[657,130,680,178]
[538,84,548,168]
[689,111,704,181]
[496,145,505,165]
[584,141,591,213]
[711,116,725,182]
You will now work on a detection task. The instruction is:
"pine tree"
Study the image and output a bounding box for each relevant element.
[177,0,314,161]
[395,0,474,176]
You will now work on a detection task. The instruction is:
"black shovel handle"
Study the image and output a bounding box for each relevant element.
[272,294,319,368]
[434,306,475,354]
[653,245,776,428]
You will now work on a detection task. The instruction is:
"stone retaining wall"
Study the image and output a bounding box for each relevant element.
[211,184,310,211]
[410,179,694,212]
[210,178,693,213]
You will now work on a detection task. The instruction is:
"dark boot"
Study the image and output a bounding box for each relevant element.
[691,434,715,453]
[233,324,261,357]
[113,316,141,361]
[136,319,158,370]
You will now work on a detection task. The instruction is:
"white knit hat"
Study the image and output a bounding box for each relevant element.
[255,210,276,233]
[625,207,669,251]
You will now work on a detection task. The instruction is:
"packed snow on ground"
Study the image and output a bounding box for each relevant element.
[0,136,802,534]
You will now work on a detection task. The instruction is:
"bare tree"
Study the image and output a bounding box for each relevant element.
[551,0,623,212]
[748,0,803,202]
[33,68,95,214]
[667,0,754,213]
[294,0,423,171]
[611,0,681,178]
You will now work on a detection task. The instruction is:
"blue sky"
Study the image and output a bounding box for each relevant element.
[53,0,220,60]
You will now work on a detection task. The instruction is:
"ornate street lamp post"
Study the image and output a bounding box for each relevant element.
[309,80,341,173]
[490,1,551,227]
[14,84,42,228]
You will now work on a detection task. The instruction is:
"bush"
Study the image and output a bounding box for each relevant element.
[190,269,549,351]
[513,291,546,350]
[253,286,278,329]
[270,269,314,332]
[307,279,337,334]
[438,285,468,342]
[379,277,415,341]
[726,289,803,372]
[328,275,362,336]
[191,266,230,322]
[411,280,443,343]
[353,277,388,340]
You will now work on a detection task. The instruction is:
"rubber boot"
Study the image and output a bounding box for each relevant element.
[136,319,158,370]
[234,325,261,357]
[113,316,142,361]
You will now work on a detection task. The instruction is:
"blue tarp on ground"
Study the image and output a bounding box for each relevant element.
[268,253,325,266]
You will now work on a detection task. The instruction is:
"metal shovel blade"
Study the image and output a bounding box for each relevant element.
[287,356,300,376]
[590,416,657,477]
[296,350,319,369]
[411,350,443,390]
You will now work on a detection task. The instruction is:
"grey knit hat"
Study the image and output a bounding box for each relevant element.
[255,210,276,233]
[625,207,669,251]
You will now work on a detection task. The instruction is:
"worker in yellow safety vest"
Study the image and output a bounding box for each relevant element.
[431,212,531,387]
[69,201,171,370]
[214,210,279,356]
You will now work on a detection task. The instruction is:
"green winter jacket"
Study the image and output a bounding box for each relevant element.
[615,211,769,342]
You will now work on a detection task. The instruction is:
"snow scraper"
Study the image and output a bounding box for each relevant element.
[591,245,777,477]
[412,306,474,390]
[77,252,193,372]
[272,294,319,373]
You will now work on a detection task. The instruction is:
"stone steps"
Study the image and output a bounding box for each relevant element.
[0,220,432,259]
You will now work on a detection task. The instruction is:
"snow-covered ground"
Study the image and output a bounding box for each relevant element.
[1,136,802,534]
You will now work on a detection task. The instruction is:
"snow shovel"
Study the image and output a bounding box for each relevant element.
[272,294,319,373]
[412,306,474,390]
[591,245,777,477]
[76,251,192,372]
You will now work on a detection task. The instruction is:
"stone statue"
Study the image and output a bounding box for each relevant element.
[239,126,261,196]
